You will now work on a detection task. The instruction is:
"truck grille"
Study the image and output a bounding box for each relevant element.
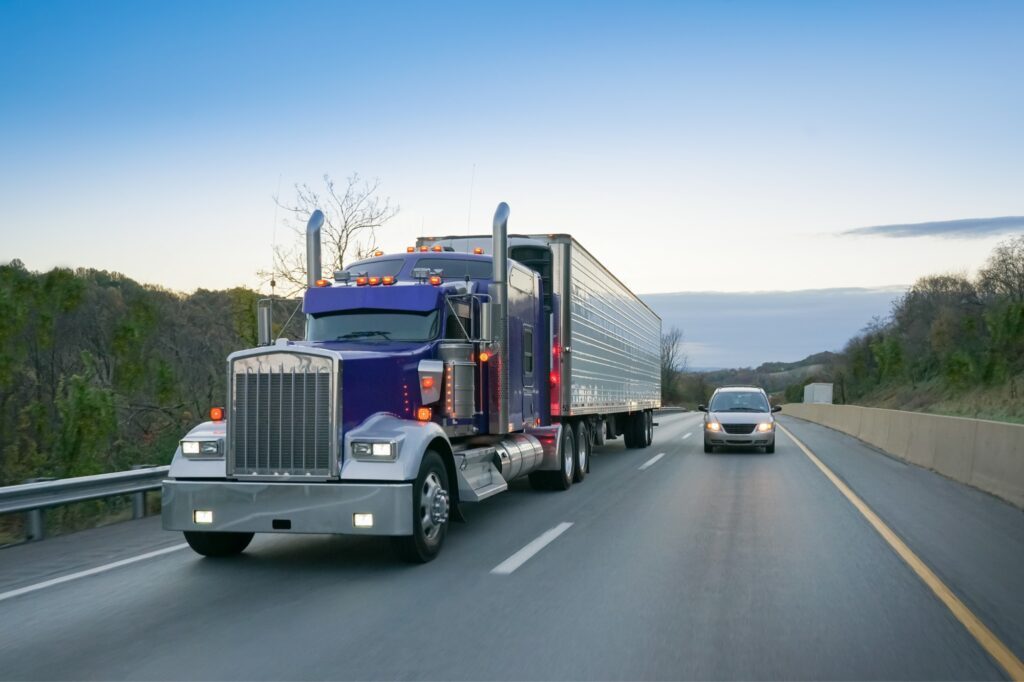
[228,351,338,477]
[722,423,756,435]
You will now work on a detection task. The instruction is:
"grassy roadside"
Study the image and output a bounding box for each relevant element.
[855,374,1024,425]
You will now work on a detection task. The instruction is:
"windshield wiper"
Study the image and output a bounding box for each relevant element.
[725,407,761,412]
[336,330,392,340]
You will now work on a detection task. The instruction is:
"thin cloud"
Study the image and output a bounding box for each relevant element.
[842,216,1024,239]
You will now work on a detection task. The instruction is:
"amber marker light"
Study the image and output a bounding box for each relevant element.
[315,278,330,287]
[419,246,429,252]
[407,246,415,253]
[368,276,381,286]
[432,244,443,252]
[374,250,384,257]
[421,376,435,389]
[356,276,368,286]
[209,407,224,422]
[416,407,432,421]
[382,276,395,285]
[478,351,490,362]
[429,275,442,286]
[473,247,484,254]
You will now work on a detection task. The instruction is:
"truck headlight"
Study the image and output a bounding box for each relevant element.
[757,422,774,432]
[181,440,222,458]
[351,441,397,461]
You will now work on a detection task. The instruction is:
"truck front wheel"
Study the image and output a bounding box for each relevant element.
[394,450,450,563]
[183,531,254,557]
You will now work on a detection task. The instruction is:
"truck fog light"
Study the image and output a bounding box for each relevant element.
[193,510,214,524]
[353,513,374,528]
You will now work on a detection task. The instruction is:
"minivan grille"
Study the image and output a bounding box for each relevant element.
[722,423,756,435]
[229,352,337,477]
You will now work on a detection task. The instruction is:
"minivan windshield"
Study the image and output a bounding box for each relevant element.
[307,309,440,343]
[709,390,770,413]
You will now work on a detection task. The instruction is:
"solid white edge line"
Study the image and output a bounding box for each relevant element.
[491,522,574,575]
[682,433,692,440]
[0,543,189,603]
[638,452,666,471]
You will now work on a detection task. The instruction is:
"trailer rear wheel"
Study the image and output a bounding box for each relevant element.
[640,411,654,448]
[623,415,638,448]
[183,531,253,557]
[393,450,450,563]
[572,421,589,482]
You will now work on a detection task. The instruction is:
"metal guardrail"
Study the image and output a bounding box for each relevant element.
[0,465,169,542]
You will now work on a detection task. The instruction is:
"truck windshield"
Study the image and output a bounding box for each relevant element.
[343,259,404,278]
[307,309,440,343]
[709,391,770,412]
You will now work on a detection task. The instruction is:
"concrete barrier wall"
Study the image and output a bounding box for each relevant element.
[781,403,1024,508]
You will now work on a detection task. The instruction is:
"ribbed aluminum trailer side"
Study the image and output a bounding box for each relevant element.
[416,233,661,437]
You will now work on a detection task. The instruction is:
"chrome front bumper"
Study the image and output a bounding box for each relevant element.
[162,479,413,536]
[705,431,775,447]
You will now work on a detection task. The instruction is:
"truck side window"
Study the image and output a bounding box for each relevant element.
[523,326,534,375]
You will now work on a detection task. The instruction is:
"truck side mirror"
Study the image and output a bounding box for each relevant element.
[698,404,707,412]
[257,299,273,346]
[479,302,494,343]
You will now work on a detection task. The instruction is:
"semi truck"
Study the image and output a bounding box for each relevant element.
[162,203,661,562]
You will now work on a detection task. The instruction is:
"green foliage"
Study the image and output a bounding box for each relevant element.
[0,263,290,488]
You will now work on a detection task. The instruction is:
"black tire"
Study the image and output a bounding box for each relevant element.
[572,421,589,482]
[703,438,713,454]
[183,531,253,557]
[393,450,450,563]
[641,411,654,448]
[622,415,637,448]
[765,442,775,454]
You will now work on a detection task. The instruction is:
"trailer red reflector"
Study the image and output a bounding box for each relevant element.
[550,371,559,384]
[209,407,224,422]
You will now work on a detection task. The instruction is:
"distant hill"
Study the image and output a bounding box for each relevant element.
[642,287,905,368]
[692,351,838,395]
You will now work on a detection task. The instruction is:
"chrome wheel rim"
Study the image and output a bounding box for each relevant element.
[578,431,588,472]
[563,435,574,479]
[420,471,448,543]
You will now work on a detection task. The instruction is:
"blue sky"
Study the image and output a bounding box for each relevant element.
[2,0,1022,302]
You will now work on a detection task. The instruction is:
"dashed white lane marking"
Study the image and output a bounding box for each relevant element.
[491,522,574,575]
[0,543,189,603]
[682,433,692,440]
[638,452,666,471]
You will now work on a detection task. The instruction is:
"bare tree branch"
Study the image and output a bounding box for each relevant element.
[258,173,400,296]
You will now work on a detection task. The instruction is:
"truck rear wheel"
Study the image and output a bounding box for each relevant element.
[529,425,575,491]
[623,415,638,448]
[183,531,254,557]
[572,421,589,482]
[394,450,450,563]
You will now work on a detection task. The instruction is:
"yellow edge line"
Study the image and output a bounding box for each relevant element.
[777,423,1024,681]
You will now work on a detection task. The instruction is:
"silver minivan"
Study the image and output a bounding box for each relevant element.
[699,386,781,454]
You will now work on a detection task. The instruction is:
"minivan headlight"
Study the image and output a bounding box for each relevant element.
[705,422,721,432]
[757,422,774,432]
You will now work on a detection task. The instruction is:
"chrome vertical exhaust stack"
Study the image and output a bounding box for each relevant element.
[489,202,510,434]
[306,210,325,288]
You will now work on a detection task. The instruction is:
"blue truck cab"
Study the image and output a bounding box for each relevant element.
[163,204,596,562]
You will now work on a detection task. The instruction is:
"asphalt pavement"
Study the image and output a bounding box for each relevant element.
[0,412,1021,680]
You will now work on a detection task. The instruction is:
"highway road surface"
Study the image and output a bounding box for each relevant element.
[1,412,1022,680]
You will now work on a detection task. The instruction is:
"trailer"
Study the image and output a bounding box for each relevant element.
[416,233,661,449]
[163,204,661,563]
